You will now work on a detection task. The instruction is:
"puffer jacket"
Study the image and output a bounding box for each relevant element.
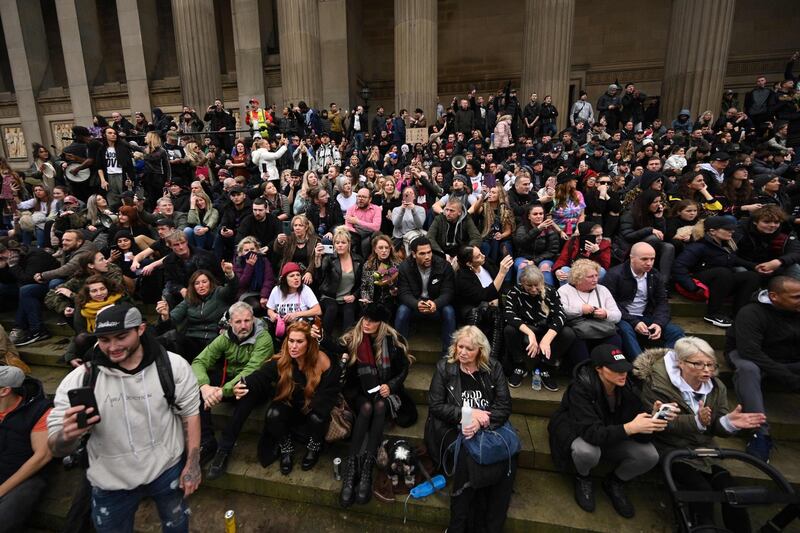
[424,357,511,468]
[633,348,732,460]
[548,359,648,472]
[168,275,238,340]
[672,235,757,292]
[191,318,274,397]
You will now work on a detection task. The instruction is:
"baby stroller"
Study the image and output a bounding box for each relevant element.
[664,448,799,532]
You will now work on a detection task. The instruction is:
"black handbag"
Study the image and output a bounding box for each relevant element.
[567,289,618,339]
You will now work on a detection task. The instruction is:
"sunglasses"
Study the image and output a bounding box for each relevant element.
[598,181,611,185]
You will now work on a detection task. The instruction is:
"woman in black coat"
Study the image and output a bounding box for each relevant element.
[672,216,760,328]
[735,205,800,280]
[314,227,363,333]
[321,304,415,508]
[424,325,514,533]
[618,189,675,276]
[454,245,513,321]
[232,321,340,475]
[548,344,665,518]
[513,203,562,284]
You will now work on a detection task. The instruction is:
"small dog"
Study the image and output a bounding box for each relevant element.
[377,438,417,490]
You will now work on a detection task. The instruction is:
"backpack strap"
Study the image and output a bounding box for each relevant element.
[154,344,177,410]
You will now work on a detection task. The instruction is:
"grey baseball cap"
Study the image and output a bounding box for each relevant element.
[94,303,143,335]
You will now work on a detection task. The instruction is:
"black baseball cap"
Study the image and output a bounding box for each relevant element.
[229,186,246,195]
[591,344,632,373]
[711,151,730,162]
[94,303,143,336]
[155,218,176,228]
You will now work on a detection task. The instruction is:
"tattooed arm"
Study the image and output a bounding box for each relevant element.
[179,414,201,497]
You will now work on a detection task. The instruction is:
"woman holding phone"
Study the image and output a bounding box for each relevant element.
[552,221,611,286]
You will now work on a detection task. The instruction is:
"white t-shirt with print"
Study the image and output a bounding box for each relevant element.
[267,285,319,317]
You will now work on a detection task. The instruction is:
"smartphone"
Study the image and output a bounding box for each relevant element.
[68,387,101,428]
[322,244,334,255]
[653,403,673,421]
[282,220,292,235]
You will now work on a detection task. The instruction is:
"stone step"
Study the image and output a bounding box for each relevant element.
[28,466,443,533]
[201,433,674,532]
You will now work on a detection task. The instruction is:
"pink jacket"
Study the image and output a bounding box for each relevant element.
[493,118,512,148]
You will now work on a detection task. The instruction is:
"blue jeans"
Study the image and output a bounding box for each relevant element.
[514,258,556,285]
[184,226,214,250]
[617,317,685,359]
[91,459,188,533]
[481,239,512,281]
[395,303,456,356]
[21,228,46,248]
[17,283,48,333]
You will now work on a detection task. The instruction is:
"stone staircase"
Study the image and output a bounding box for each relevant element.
[10,299,800,532]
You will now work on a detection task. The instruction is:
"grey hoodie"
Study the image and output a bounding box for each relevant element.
[47,348,200,491]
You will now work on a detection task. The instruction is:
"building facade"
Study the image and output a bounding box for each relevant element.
[0,0,796,166]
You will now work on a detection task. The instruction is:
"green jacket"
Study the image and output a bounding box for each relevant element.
[169,275,238,340]
[633,348,732,467]
[192,318,274,397]
[44,264,125,315]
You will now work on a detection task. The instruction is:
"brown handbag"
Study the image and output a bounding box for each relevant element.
[325,353,354,443]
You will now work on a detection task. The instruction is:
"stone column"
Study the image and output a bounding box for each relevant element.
[319,0,353,111]
[520,0,575,131]
[661,0,736,121]
[171,0,223,113]
[277,0,323,108]
[394,0,436,121]
[54,0,96,127]
[116,0,152,116]
[231,0,266,115]
[0,0,48,156]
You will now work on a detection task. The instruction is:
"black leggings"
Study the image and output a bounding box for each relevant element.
[503,325,576,371]
[264,402,327,444]
[449,445,516,533]
[321,298,358,335]
[348,394,386,457]
[693,267,761,317]
[670,462,751,533]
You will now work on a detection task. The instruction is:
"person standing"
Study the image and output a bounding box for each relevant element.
[47,303,201,533]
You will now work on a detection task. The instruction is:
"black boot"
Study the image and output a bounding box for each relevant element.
[355,454,376,505]
[339,455,359,508]
[278,437,294,476]
[302,437,322,471]
[602,474,634,518]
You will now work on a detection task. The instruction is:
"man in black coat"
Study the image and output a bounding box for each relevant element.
[203,98,236,152]
[602,243,684,359]
[394,237,455,355]
[235,198,281,249]
[726,275,800,463]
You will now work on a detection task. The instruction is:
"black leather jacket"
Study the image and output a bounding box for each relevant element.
[317,255,363,301]
[424,358,511,468]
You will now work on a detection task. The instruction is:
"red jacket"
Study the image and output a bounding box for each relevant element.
[553,236,611,271]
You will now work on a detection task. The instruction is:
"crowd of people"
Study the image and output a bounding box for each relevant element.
[0,59,799,532]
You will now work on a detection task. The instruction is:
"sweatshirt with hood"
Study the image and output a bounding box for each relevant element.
[725,289,800,389]
[47,332,200,491]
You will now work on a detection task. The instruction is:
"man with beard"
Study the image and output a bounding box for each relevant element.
[191,302,274,479]
[47,303,201,532]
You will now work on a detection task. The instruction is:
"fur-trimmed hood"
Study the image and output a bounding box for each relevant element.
[631,347,671,382]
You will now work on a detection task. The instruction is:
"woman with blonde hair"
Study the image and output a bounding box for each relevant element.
[424,325,515,532]
[504,263,574,389]
[472,185,515,265]
[293,170,323,215]
[274,214,320,284]
[142,131,171,210]
[314,226,362,333]
[232,321,339,474]
[558,258,622,362]
[321,304,415,507]
[185,189,219,249]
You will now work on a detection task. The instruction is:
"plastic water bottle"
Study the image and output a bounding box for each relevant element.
[532,369,542,391]
[461,405,473,426]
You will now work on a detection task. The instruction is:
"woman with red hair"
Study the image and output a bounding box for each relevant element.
[232,321,340,475]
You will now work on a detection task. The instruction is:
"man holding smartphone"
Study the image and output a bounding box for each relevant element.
[47,303,201,533]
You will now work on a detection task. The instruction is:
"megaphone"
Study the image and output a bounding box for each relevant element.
[451,154,467,171]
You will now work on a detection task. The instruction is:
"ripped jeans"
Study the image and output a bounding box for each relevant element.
[91,459,189,533]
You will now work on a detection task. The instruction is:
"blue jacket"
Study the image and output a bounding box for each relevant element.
[672,235,756,292]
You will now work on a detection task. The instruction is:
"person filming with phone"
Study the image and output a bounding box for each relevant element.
[46,303,202,533]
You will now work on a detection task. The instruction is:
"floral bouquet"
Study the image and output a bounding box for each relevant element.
[373,263,399,287]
